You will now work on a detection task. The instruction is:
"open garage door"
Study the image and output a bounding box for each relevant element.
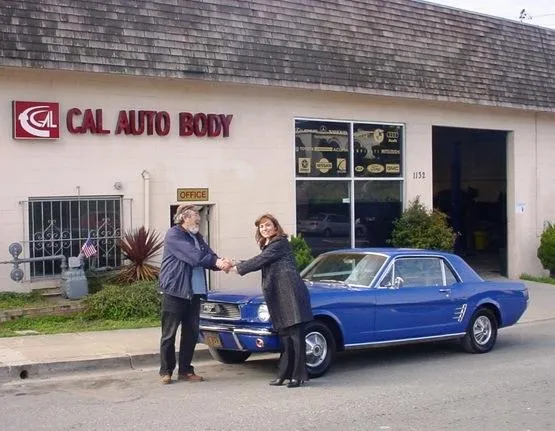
[432,127,507,277]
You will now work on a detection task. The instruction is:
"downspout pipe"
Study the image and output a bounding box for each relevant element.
[141,170,151,229]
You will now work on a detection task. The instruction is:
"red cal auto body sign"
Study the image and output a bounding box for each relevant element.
[12,101,233,139]
[12,101,60,139]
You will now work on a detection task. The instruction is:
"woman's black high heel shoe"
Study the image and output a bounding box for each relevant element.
[287,379,304,388]
[269,378,285,386]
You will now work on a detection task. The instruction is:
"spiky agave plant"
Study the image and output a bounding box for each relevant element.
[114,226,163,284]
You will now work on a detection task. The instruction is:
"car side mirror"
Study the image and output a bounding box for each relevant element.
[393,276,404,289]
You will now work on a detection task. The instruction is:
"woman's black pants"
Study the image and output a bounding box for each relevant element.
[277,322,309,381]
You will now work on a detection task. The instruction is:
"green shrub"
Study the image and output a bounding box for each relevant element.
[0,290,46,310]
[290,234,314,271]
[82,281,161,320]
[537,222,555,275]
[85,269,119,294]
[388,197,456,251]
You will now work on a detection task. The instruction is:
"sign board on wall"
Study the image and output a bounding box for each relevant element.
[12,101,60,139]
[11,101,233,139]
[295,119,403,178]
[177,188,209,202]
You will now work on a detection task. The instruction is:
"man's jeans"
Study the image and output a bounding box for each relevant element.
[159,295,201,376]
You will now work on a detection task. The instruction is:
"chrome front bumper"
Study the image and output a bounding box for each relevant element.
[199,324,274,336]
[199,323,276,351]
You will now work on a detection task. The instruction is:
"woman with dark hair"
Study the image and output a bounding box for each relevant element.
[232,214,313,388]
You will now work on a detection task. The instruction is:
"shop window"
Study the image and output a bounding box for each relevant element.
[353,123,403,177]
[354,181,402,247]
[295,120,350,178]
[295,118,404,255]
[27,196,123,278]
[296,181,351,256]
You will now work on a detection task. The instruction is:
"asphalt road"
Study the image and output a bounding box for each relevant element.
[1,319,553,431]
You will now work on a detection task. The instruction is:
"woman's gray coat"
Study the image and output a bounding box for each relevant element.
[236,235,313,330]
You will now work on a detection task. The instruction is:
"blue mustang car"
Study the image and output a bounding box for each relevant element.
[199,248,529,377]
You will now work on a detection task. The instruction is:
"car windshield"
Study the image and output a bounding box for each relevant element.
[302,253,387,286]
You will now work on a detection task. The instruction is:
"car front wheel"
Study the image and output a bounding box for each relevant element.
[305,321,336,378]
[208,347,251,364]
[462,308,498,353]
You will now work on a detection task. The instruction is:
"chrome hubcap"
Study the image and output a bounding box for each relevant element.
[473,315,492,345]
[305,331,327,367]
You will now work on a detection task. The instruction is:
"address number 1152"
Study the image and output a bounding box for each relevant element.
[412,171,426,179]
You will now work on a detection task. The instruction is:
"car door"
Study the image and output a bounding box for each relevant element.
[373,256,465,341]
[305,253,380,345]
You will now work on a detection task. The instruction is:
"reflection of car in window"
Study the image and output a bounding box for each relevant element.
[297,213,366,237]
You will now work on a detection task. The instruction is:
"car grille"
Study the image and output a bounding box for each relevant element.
[200,302,241,320]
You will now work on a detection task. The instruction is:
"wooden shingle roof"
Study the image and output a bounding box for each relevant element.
[1,0,554,111]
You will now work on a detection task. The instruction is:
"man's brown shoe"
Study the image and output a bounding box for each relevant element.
[161,374,172,385]
[178,373,205,382]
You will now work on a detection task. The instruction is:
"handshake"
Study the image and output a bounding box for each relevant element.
[215,257,238,273]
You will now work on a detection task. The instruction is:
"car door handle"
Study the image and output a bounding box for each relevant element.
[438,288,451,293]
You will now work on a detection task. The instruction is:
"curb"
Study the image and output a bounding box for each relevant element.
[0,346,213,383]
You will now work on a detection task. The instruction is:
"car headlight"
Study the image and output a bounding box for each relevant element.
[257,304,270,322]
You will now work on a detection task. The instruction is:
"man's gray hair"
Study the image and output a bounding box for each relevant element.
[173,204,199,224]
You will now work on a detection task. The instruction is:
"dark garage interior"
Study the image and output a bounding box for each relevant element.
[432,126,508,276]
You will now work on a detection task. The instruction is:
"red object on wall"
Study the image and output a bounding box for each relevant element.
[66,108,110,134]
[12,101,60,139]
[179,112,233,137]
[115,110,171,136]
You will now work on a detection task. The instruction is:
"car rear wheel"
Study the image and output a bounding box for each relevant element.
[462,308,498,353]
[305,321,336,378]
[208,347,251,364]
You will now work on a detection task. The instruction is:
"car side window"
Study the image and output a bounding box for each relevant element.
[394,258,425,287]
[443,261,458,285]
[379,266,395,288]
[380,257,447,288]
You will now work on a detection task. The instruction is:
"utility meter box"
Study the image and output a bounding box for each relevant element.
[61,257,89,300]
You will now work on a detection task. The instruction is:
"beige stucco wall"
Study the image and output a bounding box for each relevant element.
[0,67,553,291]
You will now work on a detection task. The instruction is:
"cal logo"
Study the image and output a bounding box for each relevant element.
[12,101,60,139]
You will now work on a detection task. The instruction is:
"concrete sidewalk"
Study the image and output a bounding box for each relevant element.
[0,327,212,382]
[0,280,554,383]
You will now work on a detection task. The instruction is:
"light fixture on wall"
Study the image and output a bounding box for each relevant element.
[113,181,123,191]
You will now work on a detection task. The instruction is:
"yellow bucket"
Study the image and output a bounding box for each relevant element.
[474,231,488,251]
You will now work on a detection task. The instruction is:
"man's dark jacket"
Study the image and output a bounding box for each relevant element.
[236,235,313,330]
[159,225,219,299]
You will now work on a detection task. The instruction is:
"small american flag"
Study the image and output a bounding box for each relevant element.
[81,237,97,258]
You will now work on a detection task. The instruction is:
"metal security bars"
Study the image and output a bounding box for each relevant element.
[26,196,124,278]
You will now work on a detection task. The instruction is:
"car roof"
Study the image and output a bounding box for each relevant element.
[321,247,455,258]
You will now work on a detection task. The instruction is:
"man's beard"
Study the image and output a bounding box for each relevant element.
[187,226,200,235]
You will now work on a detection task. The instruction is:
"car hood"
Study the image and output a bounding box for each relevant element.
[207,281,354,305]
[207,286,265,304]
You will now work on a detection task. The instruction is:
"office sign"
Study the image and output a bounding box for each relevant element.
[177,188,209,202]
